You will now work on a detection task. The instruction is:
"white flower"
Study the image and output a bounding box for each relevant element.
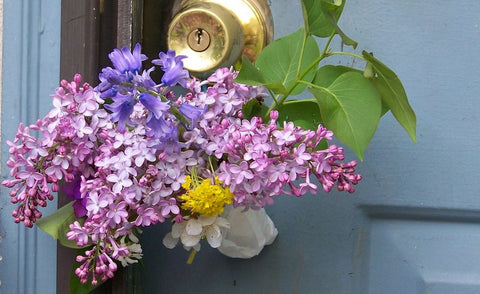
[117,236,143,267]
[162,216,230,251]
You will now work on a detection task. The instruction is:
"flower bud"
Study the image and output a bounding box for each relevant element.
[269,110,279,120]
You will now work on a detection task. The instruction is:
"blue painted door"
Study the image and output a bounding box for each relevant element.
[0,1,60,293]
[139,1,480,293]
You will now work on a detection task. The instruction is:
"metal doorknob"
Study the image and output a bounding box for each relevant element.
[167,0,273,76]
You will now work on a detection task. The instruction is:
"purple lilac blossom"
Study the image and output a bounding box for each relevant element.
[2,74,108,227]
[62,173,87,217]
[181,67,361,209]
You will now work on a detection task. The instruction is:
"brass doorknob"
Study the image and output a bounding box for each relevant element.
[167,0,273,76]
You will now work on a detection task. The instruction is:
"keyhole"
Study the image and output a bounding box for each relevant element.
[196,29,203,45]
[187,28,211,52]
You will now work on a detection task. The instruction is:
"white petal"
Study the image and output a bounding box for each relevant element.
[162,233,179,249]
[205,225,222,248]
[181,232,202,247]
[198,216,216,226]
[214,217,231,229]
[129,232,139,243]
[186,219,203,235]
[184,243,201,252]
[171,222,186,238]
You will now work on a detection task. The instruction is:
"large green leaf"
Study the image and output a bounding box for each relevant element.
[301,0,357,48]
[301,0,343,37]
[236,28,320,96]
[276,99,323,130]
[315,65,390,116]
[313,65,362,87]
[37,201,84,249]
[234,56,266,86]
[362,51,417,143]
[235,56,287,93]
[309,71,382,159]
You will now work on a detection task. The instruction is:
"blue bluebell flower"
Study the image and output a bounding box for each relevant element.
[109,43,147,73]
[104,93,137,131]
[95,67,125,98]
[179,103,205,130]
[146,116,185,153]
[133,67,157,90]
[96,44,149,99]
[158,124,186,154]
[139,92,170,119]
[146,116,172,138]
[152,50,189,87]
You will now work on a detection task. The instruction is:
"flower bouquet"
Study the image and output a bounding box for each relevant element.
[2,0,416,291]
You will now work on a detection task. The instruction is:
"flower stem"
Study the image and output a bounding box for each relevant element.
[187,249,197,264]
[327,51,365,60]
[269,31,336,113]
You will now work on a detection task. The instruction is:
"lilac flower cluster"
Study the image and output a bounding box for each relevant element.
[2,44,361,285]
[2,75,107,227]
[180,68,361,209]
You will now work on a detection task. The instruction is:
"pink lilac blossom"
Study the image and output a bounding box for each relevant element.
[182,67,362,209]
[2,75,105,227]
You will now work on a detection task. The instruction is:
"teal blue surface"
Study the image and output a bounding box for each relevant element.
[0,1,60,293]
[139,1,480,293]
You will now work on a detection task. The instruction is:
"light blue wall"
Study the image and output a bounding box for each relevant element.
[1,1,60,293]
[340,0,480,212]
[139,1,480,293]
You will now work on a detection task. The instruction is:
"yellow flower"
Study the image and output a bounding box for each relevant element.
[179,175,233,217]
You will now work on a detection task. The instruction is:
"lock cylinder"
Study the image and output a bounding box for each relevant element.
[167,0,273,76]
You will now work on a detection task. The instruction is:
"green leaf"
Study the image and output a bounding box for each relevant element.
[276,99,323,130]
[242,98,269,120]
[235,56,266,86]
[237,28,320,96]
[315,65,390,117]
[313,65,362,87]
[37,202,84,249]
[309,71,382,159]
[302,0,343,37]
[362,51,417,143]
[380,101,390,117]
[235,55,288,94]
[301,0,357,48]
